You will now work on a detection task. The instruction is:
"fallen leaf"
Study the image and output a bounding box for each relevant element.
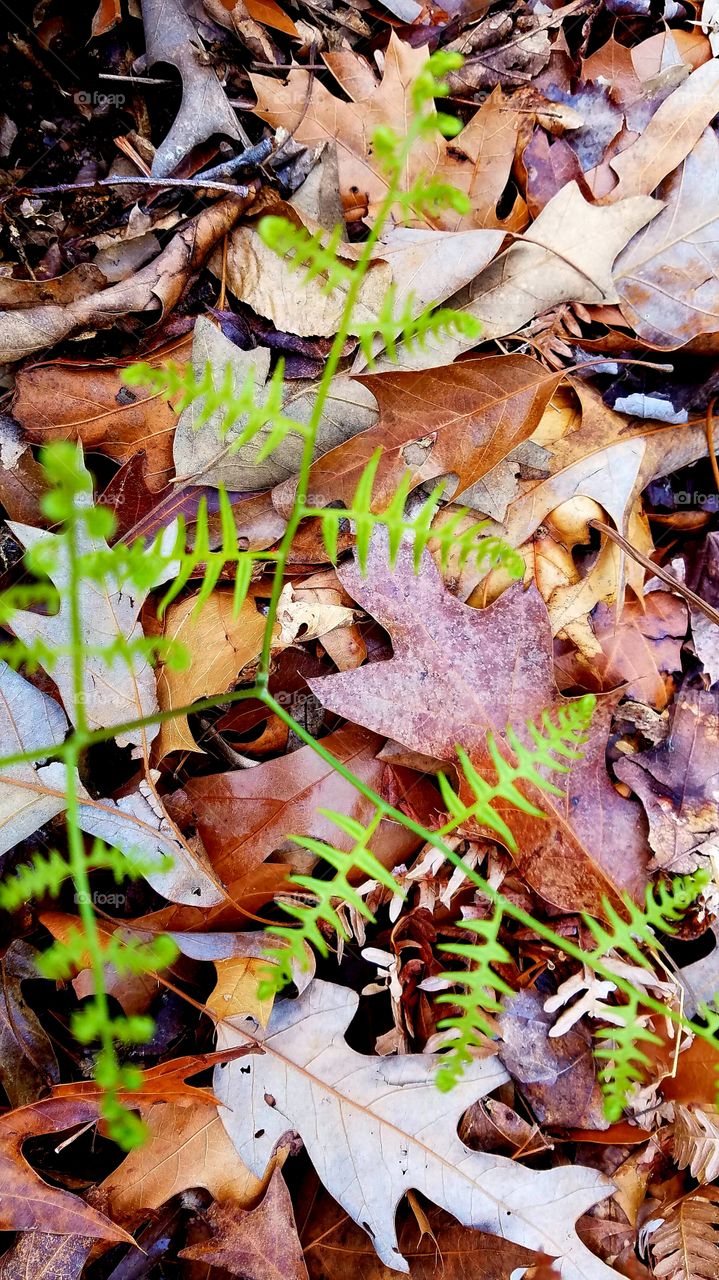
[181,723,435,891]
[0,263,106,309]
[0,198,248,364]
[605,58,719,201]
[218,219,390,339]
[91,0,120,35]
[173,317,378,489]
[214,978,615,1276]
[583,592,687,708]
[308,536,649,912]
[99,1096,266,1221]
[243,0,298,35]
[273,354,563,517]
[615,128,719,347]
[253,36,524,231]
[208,955,275,1027]
[673,1105,719,1185]
[0,941,59,1106]
[152,588,267,759]
[0,1098,133,1241]
[649,1185,719,1280]
[180,1167,309,1278]
[142,0,245,175]
[13,335,193,493]
[0,664,225,908]
[379,183,659,371]
[0,1231,92,1280]
[615,688,719,873]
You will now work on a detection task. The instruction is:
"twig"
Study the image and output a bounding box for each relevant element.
[590,519,719,628]
[706,397,719,494]
[6,175,255,200]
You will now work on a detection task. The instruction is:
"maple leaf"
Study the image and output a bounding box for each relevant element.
[214,978,615,1277]
[308,536,648,914]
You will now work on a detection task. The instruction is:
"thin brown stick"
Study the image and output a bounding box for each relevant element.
[706,396,719,494]
[590,519,719,628]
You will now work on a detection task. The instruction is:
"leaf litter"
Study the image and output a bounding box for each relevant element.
[1,3,719,1279]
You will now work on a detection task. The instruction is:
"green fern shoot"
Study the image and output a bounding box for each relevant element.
[0,47,717,1153]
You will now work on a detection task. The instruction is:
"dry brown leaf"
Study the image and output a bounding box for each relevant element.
[0,198,248,364]
[99,1097,266,1221]
[12,336,192,493]
[309,536,649,914]
[615,128,719,347]
[0,1099,132,1242]
[615,688,719,872]
[273,354,563,517]
[649,1186,719,1280]
[382,182,659,371]
[179,1167,309,1278]
[182,723,434,891]
[152,589,267,760]
[605,58,719,201]
[252,36,523,231]
[674,1106,719,1185]
[581,591,687,708]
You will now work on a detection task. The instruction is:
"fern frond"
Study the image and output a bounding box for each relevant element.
[437,695,597,847]
[258,216,357,293]
[593,993,663,1121]
[305,450,525,579]
[0,849,73,911]
[435,906,514,1090]
[260,809,402,997]
[124,356,307,462]
[354,287,481,367]
[582,870,711,972]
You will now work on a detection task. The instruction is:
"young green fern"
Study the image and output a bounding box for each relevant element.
[1,46,717,1155]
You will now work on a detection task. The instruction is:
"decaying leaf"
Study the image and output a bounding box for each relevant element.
[378,183,660,371]
[309,536,648,913]
[0,199,249,364]
[214,978,615,1276]
[615,689,719,872]
[0,942,59,1107]
[179,1167,309,1278]
[649,1185,719,1280]
[142,0,245,175]
[274,355,563,517]
[12,336,192,493]
[674,1106,719,1185]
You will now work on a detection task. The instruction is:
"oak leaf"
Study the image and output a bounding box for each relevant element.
[376,183,659,372]
[214,978,615,1277]
[179,1167,309,1279]
[615,128,719,347]
[182,723,434,891]
[99,1096,266,1221]
[0,1098,132,1242]
[308,537,649,912]
[251,36,521,230]
[273,354,563,517]
[12,335,192,494]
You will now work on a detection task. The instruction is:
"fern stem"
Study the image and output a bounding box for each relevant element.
[255,113,429,682]
[260,691,711,1051]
